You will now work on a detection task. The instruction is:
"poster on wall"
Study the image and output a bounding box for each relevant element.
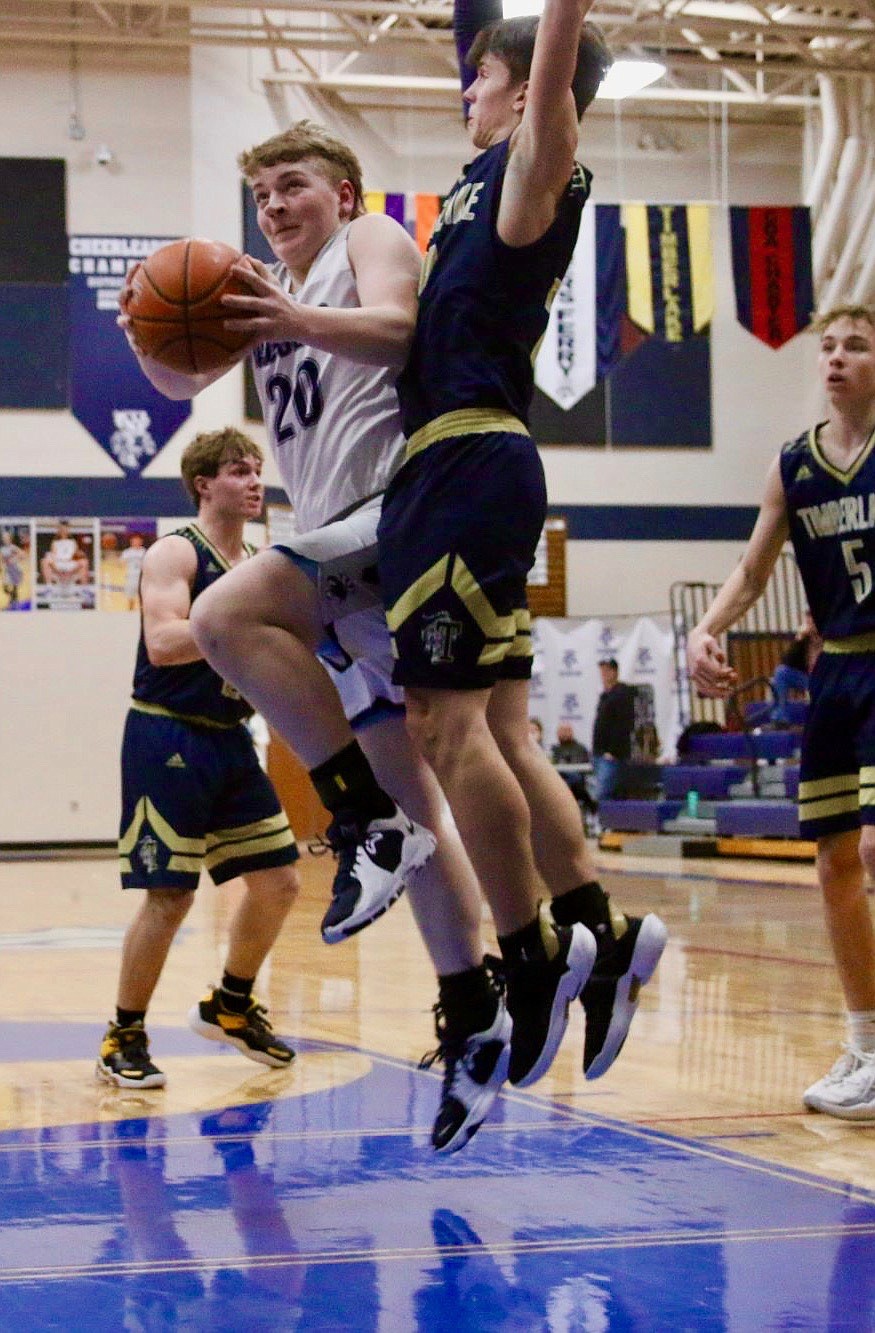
[34,518,98,611]
[0,521,34,611]
[68,237,191,475]
[99,519,157,611]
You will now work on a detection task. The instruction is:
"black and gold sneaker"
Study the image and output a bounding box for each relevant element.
[96,1020,166,1089]
[188,987,295,1068]
[582,911,668,1079]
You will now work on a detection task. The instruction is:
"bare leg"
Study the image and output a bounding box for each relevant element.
[116,888,194,1011]
[404,687,544,936]
[190,550,354,767]
[488,678,596,895]
[358,714,484,975]
[820,828,875,1011]
[224,864,300,981]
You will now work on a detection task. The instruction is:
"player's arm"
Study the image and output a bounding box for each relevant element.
[116,263,244,401]
[686,455,791,697]
[498,0,593,247]
[220,215,421,369]
[454,0,503,105]
[139,536,203,666]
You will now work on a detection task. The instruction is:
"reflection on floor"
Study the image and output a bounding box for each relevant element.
[0,848,874,1329]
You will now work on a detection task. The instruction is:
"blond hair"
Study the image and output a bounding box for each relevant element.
[813,304,875,335]
[180,428,264,505]
[238,121,366,217]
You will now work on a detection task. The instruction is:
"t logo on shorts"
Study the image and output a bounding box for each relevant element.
[422,610,463,664]
[137,833,160,875]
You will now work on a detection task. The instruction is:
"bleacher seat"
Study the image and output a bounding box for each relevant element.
[598,800,683,832]
[661,764,747,800]
[715,801,800,839]
[685,731,799,762]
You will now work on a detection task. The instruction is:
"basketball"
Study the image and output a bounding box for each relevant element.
[126,238,254,374]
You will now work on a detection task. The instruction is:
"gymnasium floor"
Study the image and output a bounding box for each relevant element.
[1,848,873,1330]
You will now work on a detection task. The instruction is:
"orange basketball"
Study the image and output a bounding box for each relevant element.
[126,238,253,374]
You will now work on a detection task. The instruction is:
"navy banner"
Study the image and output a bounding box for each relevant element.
[68,236,191,475]
[729,206,814,348]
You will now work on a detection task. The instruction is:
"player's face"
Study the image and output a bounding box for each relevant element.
[463,54,526,149]
[209,454,265,520]
[251,159,354,276]
[818,316,875,407]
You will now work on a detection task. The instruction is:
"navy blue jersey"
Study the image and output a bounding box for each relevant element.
[397,140,591,441]
[781,424,875,641]
[131,523,256,727]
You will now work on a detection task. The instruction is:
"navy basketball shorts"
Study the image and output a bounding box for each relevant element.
[797,650,875,839]
[119,708,298,890]
[377,431,546,690]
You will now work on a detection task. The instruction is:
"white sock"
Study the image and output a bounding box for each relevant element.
[846,1009,875,1053]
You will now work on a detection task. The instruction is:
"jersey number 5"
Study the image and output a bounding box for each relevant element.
[842,538,873,604]
[266,359,324,444]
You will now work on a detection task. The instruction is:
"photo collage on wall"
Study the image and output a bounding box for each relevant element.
[0,518,157,613]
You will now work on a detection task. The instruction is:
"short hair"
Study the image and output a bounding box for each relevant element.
[813,304,875,335]
[238,121,366,218]
[599,657,618,670]
[180,428,264,505]
[468,17,612,120]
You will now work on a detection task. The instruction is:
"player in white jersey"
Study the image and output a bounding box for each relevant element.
[118,121,509,1153]
[41,521,89,585]
[120,533,147,609]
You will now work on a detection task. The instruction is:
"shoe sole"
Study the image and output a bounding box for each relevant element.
[512,923,597,1088]
[584,913,668,1080]
[321,825,437,944]
[95,1060,166,1090]
[803,1098,875,1121]
[187,1006,294,1068]
[434,1023,513,1156]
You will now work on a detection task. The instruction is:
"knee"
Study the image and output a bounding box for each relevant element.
[145,889,194,928]
[247,866,300,914]
[404,695,474,771]
[859,829,875,883]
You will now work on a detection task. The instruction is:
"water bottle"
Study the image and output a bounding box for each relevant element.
[686,788,699,818]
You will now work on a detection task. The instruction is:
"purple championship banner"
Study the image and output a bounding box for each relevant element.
[68,236,191,475]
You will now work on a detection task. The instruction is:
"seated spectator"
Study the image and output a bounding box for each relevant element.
[550,722,597,817]
[770,610,822,726]
[528,716,544,748]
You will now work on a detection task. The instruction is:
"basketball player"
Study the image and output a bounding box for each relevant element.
[688,304,875,1120]
[118,126,506,1152]
[376,0,668,1089]
[0,528,25,609]
[41,520,89,586]
[97,429,301,1089]
[120,531,148,610]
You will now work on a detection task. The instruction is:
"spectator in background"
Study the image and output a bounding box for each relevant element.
[592,658,636,801]
[528,717,544,748]
[771,610,823,726]
[551,722,598,822]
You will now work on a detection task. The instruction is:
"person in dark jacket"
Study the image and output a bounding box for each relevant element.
[592,659,636,801]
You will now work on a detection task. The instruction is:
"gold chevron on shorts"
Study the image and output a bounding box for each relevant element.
[386,555,450,634]
[118,796,205,874]
[205,813,296,871]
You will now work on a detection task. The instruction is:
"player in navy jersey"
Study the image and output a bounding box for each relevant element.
[97,429,300,1090]
[688,304,875,1120]
[377,0,667,1090]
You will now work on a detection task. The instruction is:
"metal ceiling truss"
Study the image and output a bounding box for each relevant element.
[2,1,873,108]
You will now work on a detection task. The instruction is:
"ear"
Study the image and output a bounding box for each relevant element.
[193,474,211,501]
[513,78,529,115]
[337,179,357,221]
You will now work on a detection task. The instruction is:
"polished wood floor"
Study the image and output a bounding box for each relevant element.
[0,843,871,1195]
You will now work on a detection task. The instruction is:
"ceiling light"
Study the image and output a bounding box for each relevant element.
[596,60,667,99]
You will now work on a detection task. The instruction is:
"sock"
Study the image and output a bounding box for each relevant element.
[220,970,254,1014]
[847,1009,875,1053]
[498,904,557,967]
[309,741,396,822]
[116,1007,146,1029]
[437,964,499,1039]
[551,881,626,958]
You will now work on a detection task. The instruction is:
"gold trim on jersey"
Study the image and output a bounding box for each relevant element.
[130,699,244,730]
[822,631,875,654]
[808,422,875,485]
[405,409,529,463]
[118,796,205,875]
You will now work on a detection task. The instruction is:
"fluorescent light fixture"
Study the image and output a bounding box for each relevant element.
[596,60,666,99]
[503,0,542,14]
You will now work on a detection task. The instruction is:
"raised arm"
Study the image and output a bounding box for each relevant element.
[140,536,202,667]
[499,0,594,246]
[220,214,421,370]
[686,454,791,697]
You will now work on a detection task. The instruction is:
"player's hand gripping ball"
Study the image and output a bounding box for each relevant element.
[125,238,253,374]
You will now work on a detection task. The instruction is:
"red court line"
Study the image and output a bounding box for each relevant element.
[683,944,833,968]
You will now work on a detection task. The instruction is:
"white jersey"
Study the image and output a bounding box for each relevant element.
[250,223,406,534]
[120,544,147,595]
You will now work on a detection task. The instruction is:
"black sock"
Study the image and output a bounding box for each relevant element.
[437,964,499,1038]
[309,741,396,822]
[551,881,620,957]
[498,911,550,967]
[116,1007,146,1029]
[220,970,254,1013]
